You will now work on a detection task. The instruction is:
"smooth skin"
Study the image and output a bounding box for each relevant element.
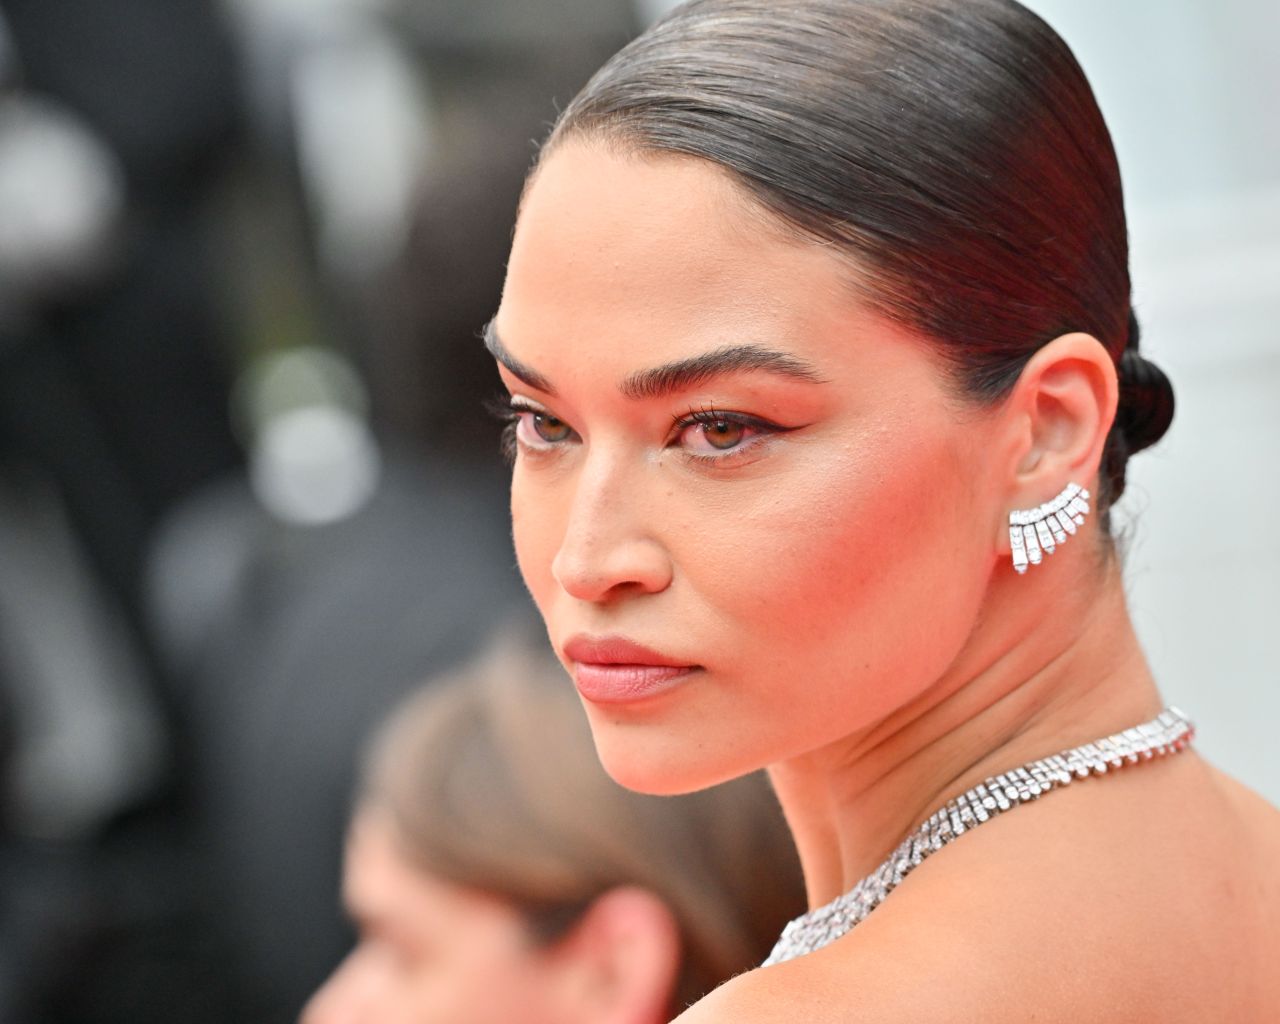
[492,139,1280,1021]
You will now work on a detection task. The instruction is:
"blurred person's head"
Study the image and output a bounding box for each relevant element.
[301,633,803,1024]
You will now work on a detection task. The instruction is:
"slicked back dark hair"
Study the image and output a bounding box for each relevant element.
[539,0,1173,506]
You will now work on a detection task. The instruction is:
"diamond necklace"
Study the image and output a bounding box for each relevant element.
[763,707,1194,966]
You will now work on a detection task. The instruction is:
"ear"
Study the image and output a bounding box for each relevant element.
[995,332,1117,549]
[549,886,682,1024]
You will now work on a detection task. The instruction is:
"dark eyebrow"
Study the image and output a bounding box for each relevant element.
[482,322,823,401]
[482,319,556,395]
[620,344,824,400]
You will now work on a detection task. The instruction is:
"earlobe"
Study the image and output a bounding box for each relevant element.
[553,886,682,1024]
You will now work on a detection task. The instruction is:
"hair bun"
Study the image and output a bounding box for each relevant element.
[1117,347,1175,455]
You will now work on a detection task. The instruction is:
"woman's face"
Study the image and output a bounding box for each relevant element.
[302,811,570,1024]
[493,140,1002,794]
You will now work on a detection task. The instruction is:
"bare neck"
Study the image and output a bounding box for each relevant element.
[768,554,1163,910]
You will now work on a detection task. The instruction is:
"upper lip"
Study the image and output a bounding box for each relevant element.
[563,634,694,668]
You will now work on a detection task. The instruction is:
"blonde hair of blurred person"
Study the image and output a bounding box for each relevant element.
[302,635,804,1024]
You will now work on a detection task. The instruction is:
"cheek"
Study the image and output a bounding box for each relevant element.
[510,465,560,606]
[412,900,567,1024]
[684,423,990,691]
[427,947,561,1024]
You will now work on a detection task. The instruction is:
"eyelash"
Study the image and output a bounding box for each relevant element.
[485,395,535,464]
[670,405,783,465]
[491,396,787,466]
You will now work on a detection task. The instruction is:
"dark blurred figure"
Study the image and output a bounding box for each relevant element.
[1,0,650,1021]
[145,453,524,1022]
[226,0,641,457]
[0,0,245,1021]
[370,0,642,455]
[150,2,642,1019]
[0,0,242,641]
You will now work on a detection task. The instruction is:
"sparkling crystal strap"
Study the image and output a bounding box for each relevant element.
[762,707,1194,966]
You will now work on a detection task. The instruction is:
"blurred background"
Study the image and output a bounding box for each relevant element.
[0,0,1275,1021]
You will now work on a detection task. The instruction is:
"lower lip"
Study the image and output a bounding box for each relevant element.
[572,663,698,704]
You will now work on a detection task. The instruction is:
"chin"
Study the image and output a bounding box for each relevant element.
[586,719,755,796]
[603,758,703,797]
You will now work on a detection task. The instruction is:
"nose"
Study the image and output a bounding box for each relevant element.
[550,453,673,603]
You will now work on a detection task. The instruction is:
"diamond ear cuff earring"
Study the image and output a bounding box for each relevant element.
[1009,482,1090,574]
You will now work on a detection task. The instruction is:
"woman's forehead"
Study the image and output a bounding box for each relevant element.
[518,140,755,249]
[509,142,833,305]
[499,143,879,373]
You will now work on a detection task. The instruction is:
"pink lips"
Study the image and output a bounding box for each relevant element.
[563,635,699,704]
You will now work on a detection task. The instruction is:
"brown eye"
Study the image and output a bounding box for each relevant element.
[701,419,744,450]
[533,413,573,443]
[675,410,777,459]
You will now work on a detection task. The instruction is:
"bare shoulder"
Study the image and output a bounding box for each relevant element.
[1211,760,1280,841]
[671,908,1090,1024]
[670,950,963,1024]
[676,754,1280,1023]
